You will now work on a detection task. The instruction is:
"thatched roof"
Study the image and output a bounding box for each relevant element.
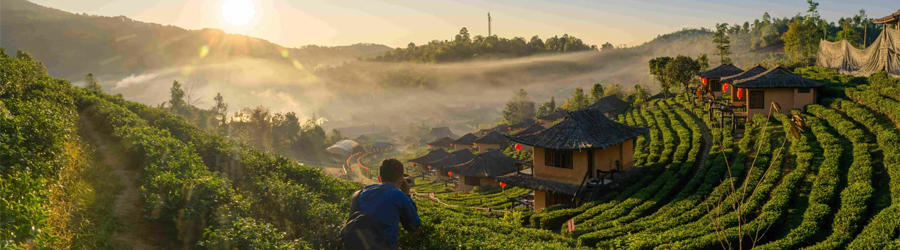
[587,95,630,113]
[720,65,767,84]
[699,64,743,79]
[429,127,457,139]
[513,123,545,136]
[428,149,477,169]
[452,133,478,145]
[874,9,900,24]
[495,173,580,195]
[444,150,521,178]
[509,108,648,150]
[493,124,512,133]
[474,131,508,144]
[409,148,449,164]
[427,136,454,148]
[732,66,826,89]
[538,109,568,121]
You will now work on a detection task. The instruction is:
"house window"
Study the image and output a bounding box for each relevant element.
[710,79,721,92]
[749,91,765,109]
[544,149,574,169]
[798,88,811,93]
[464,176,479,186]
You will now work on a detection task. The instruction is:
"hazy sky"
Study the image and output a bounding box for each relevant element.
[32,0,900,48]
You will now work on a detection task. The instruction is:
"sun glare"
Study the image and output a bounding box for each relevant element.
[221,0,254,26]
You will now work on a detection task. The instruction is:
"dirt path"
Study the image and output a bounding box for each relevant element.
[80,116,157,250]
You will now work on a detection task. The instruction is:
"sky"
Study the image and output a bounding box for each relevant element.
[31,0,900,48]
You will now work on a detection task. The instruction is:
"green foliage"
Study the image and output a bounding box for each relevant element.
[501,89,536,125]
[590,83,605,103]
[665,55,702,94]
[649,56,674,96]
[713,23,732,64]
[535,97,557,119]
[562,87,590,111]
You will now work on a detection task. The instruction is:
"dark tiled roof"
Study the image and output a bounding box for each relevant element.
[732,66,826,89]
[445,150,521,178]
[513,123,545,136]
[429,127,457,139]
[451,133,478,145]
[427,136,454,148]
[354,135,371,142]
[493,124,512,133]
[587,95,630,113]
[720,65,767,84]
[538,109,568,121]
[495,173,580,195]
[510,118,536,129]
[874,9,900,24]
[509,108,648,150]
[427,149,477,169]
[409,148,449,164]
[699,64,744,79]
[474,131,508,144]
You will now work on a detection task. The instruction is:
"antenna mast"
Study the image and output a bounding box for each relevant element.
[488,12,492,37]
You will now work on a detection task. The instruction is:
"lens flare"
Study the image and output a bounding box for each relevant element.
[222,0,254,26]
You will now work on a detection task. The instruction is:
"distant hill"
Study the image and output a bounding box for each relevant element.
[0,0,391,80]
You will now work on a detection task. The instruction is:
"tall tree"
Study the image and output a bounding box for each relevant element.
[84,73,101,91]
[169,80,185,113]
[601,42,614,51]
[649,57,674,98]
[590,83,605,103]
[247,106,272,150]
[212,93,228,127]
[562,87,590,111]
[535,97,557,119]
[501,89,536,125]
[603,84,626,99]
[665,55,702,96]
[713,23,733,64]
[696,54,710,71]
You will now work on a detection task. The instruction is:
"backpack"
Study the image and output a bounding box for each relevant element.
[340,191,393,250]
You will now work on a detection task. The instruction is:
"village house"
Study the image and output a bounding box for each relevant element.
[509,123,546,152]
[426,136,454,150]
[473,130,508,153]
[409,148,449,173]
[586,95,630,118]
[719,65,768,108]
[451,133,477,151]
[428,149,477,181]
[537,109,568,128]
[699,64,744,99]
[445,150,521,192]
[496,108,648,210]
[732,66,825,119]
[510,118,536,130]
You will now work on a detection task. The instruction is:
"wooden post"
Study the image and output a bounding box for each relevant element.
[864,22,868,49]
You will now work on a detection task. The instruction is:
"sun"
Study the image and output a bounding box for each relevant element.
[221,0,254,26]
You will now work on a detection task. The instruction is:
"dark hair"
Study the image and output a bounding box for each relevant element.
[379,158,405,183]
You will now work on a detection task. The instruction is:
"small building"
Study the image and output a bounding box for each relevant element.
[354,135,372,143]
[699,64,744,99]
[451,133,478,151]
[428,127,458,140]
[732,66,826,119]
[510,118,537,130]
[537,109,568,128]
[373,141,392,149]
[426,136,454,150]
[325,139,359,156]
[445,150,521,191]
[493,124,512,134]
[409,148,450,173]
[587,95,630,118]
[719,65,768,107]
[510,123,546,152]
[473,130,508,153]
[428,149,477,181]
[497,108,648,210]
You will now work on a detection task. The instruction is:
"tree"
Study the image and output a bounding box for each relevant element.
[628,84,651,106]
[169,80,185,113]
[535,97,557,119]
[455,27,471,43]
[590,83,605,103]
[665,55,701,97]
[649,57,674,98]
[603,84,625,100]
[713,23,733,64]
[562,87,590,111]
[501,89,536,125]
[247,106,272,150]
[601,42,614,51]
[212,93,229,127]
[84,73,101,91]
[696,54,710,71]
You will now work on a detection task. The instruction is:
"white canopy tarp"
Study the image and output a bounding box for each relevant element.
[326,139,358,155]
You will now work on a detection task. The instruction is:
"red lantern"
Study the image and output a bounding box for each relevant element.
[473,142,477,146]
[507,126,511,130]
[538,119,542,123]
[448,171,453,177]
[428,165,432,170]
[500,182,507,188]
[515,144,522,151]
[736,88,744,99]
[722,83,729,92]
[701,77,707,84]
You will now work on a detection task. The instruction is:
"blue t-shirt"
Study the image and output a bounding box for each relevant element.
[350,183,421,246]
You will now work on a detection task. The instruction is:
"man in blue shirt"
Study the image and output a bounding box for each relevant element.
[349,158,421,247]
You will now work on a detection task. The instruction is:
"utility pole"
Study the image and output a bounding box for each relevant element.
[488,12,492,37]
[864,21,868,49]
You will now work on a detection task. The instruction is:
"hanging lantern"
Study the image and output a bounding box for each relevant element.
[448,171,453,177]
[473,142,477,146]
[736,88,744,99]
[515,144,522,151]
[538,119,542,123]
[428,165,432,170]
[507,126,511,130]
[499,182,507,188]
[722,83,730,92]
[701,77,707,84]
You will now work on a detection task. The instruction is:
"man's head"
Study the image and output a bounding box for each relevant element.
[379,158,405,184]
